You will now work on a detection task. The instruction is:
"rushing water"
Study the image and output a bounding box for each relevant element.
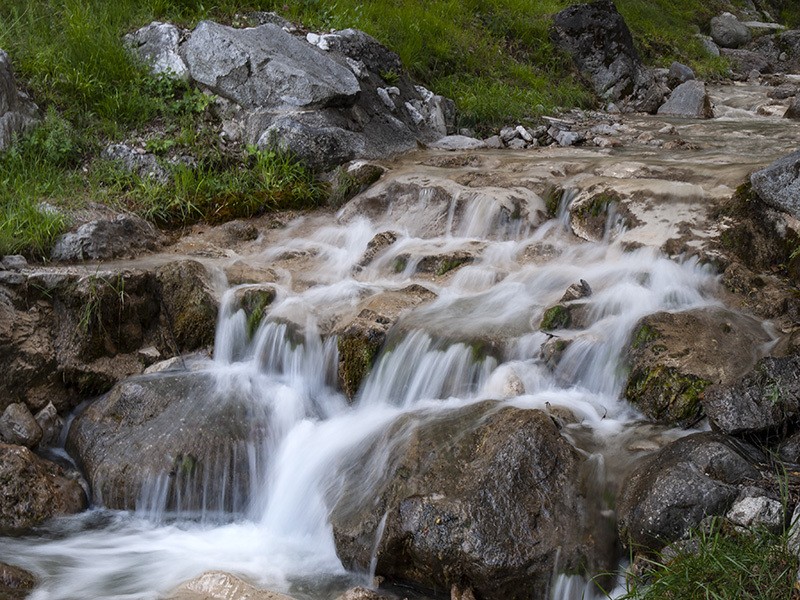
[2,86,793,600]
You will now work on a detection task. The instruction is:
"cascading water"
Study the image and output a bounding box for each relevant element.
[0,151,749,600]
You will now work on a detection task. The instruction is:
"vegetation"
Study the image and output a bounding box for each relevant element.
[617,520,799,600]
[0,0,785,256]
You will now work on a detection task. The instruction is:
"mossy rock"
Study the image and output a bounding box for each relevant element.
[156,260,219,352]
[337,327,385,400]
[540,305,571,331]
[233,286,277,338]
[625,365,710,426]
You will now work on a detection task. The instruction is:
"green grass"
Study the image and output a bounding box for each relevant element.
[617,521,799,600]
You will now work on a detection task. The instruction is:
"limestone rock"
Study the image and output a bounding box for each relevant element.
[166,571,295,600]
[429,135,486,151]
[51,214,163,262]
[0,403,42,448]
[0,443,87,532]
[667,61,695,87]
[331,403,604,599]
[751,149,800,220]
[125,21,189,79]
[711,13,752,49]
[618,432,762,551]
[726,494,783,532]
[551,0,666,113]
[703,354,800,436]
[0,50,39,152]
[657,80,712,119]
[624,308,770,426]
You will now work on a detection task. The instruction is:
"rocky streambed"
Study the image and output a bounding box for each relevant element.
[1,76,800,600]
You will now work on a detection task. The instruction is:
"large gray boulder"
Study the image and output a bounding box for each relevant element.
[182,21,360,111]
[125,21,189,80]
[0,443,87,532]
[67,370,267,513]
[710,13,752,49]
[0,50,39,151]
[51,214,163,262]
[551,0,666,113]
[703,354,800,436]
[331,402,606,600]
[657,80,712,118]
[617,432,763,551]
[751,149,800,219]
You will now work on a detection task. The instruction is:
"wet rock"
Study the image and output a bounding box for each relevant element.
[0,443,87,532]
[51,214,163,262]
[125,21,189,79]
[726,494,783,532]
[617,432,762,551]
[657,80,712,119]
[34,402,63,447]
[156,260,219,352]
[560,279,592,302]
[166,571,295,600]
[223,260,279,286]
[429,135,486,151]
[784,96,800,119]
[750,148,800,220]
[568,190,623,242]
[711,13,752,49]
[0,403,42,448]
[331,403,601,600]
[335,588,392,600]
[703,354,800,436]
[0,562,36,600]
[232,284,277,337]
[767,83,797,100]
[393,247,481,277]
[357,231,398,268]
[0,50,39,152]
[551,0,666,113]
[538,302,591,332]
[667,62,695,87]
[67,371,265,512]
[330,161,386,208]
[334,285,436,399]
[624,308,770,427]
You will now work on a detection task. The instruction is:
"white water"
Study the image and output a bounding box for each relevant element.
[1,164,736,599]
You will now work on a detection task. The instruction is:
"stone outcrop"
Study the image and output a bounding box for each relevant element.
[751,149,800,219]
[624,308,770,426]
[0,443,87,532]
[617,432,763,551]
[51,214,163,262]
[710,13,752,49]
[551,0,666,113]
[331,402,606,600]
[0,50,38,152]
[128,20,454,171]
[657,80,712,118]
[703,354,800,436]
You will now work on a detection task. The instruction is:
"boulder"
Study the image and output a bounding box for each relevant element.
[429,135,486,151]
[784,96,800,119]
[125,21,189,80]
[617,432,762,551]
[102,143,169,182]
[331,403,603,599]
[667,62,695,87]
[703,354,800,436]
[657,80,712,119]
[0,403,42,448]
[0,50,39,152]
[750,149,800,219]
[551,0,666,113]
[710,13,752,49]
[155,260,219,352]
[51,214,163,262]
[335,588,392,600]
[624,308,770,426]
[720,48,772,76]
[0,443,87,532]
[67,371,266,512]
[726,494,783,532]
[166,571,295,600]
[334,284,436,398]
[0,562,36,600]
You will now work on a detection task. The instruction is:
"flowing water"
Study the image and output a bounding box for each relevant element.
[1,83,798,599]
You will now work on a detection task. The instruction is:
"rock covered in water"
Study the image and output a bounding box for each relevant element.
[51,214,163,262]
[0,50,39,152]
[617,432,762,551]
[624,308,770,427]
[0,562,36,600]
[67,371,266,512]
[750,148,800,219]
[710,13,752,49]
[703,354,800,436]
[331,403,605,599]
[0,443,87,532]
[657,80,712,118]
[551,0,666,113]
[166,571,295,600]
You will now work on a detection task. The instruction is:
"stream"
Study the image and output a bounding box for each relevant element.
[1,82,799,600]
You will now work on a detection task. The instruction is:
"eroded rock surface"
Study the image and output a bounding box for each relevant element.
[166,571,295,600]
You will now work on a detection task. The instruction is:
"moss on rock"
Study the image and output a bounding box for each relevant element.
[625,365,710,426]
[540,305,571,331]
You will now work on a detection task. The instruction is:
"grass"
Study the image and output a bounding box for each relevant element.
[617,520,799,600]
[0,0,787,256]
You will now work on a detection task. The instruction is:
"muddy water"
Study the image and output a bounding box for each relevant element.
[2,82,799,600]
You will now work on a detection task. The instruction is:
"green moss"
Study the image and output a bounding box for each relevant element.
[434,256,470,277]
[172,453,198,477]
[238,288,276,338]
[544,187,563,218]
[540,304,571,331]
[393,256,408,273]
[338,332,384,400]
[632,323,660,349]
[625,365,710,426]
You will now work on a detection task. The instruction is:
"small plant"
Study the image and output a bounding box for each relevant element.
[380,68,400,85]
